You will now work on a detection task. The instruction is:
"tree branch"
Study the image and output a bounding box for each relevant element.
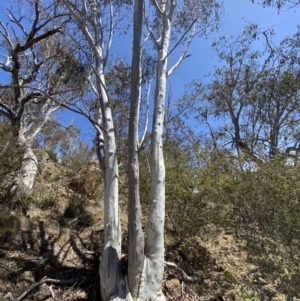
[0,108,11,120]
[164,261,196,283]
[167,23,196,77]
[139,80,151,150]
[150,0,163,16]
[0,20,14,49]
[12,276,85,301]
[62,0,98,58]
[104,1,114,66]
[143,9,160,50]
[16,28,62,53]
[7,9,28,37]
[164,20,197,62]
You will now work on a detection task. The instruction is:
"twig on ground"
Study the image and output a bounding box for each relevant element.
[164,261,196,282]
[12,277,84,301]
[48,284,55,299]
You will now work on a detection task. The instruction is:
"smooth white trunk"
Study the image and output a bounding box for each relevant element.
[94,59,122,300]
[62,1,175,300]
[143,9,171,301]
[11,133,38,198]
[127,0,145,299]
[60,1,123,298]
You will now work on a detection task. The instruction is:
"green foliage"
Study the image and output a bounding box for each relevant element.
[45,149,58,163]
[228,159,300,297]
[183,151,300,298]
[0,122,23,200]
[34,193,59,210]
[164,142,201,237]
[252,0,299,10]
[35,123,95,170]
[0,210,20,243]
[158,138,300,298]
[62,141,95,170]
[64,194,93,226]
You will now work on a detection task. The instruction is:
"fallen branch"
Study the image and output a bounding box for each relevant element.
[11,277,84,301]
[164,261,196,283]
[48,284,55,299]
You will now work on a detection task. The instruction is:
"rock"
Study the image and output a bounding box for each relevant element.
[34,283,51,301]
[262,284,277,299]
[169,278,180,288]
[76,290,87,299]
[20,270,34,283]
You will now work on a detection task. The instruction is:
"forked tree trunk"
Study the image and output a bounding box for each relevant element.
[62,0,172,299]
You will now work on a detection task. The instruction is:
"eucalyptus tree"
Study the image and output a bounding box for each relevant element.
[61,0,221,299]
[195,24,300,161]
[135,1,221,298]
[59,1,131,299]
[251,0,300,10]
[0,0,72,197]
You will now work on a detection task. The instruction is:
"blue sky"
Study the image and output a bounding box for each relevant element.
[168,0,299,97]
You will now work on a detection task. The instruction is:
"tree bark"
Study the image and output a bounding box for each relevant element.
[94,45,122,301]
[143,6,172,300]
[11,133,38,198]
[127,0,145,299]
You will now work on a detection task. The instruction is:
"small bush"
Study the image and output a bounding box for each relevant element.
[45,149,58,163]
[0,211,20,243]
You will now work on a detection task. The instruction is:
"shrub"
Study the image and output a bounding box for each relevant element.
[45,149,58,163]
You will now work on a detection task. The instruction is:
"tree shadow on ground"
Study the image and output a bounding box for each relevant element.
[0,209,103,301]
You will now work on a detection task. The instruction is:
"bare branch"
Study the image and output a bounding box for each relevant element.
[81,0,88,15]
[0,107,11,120]
[0,56,12,72]
[143,8,160,49]
[36,13,70,33]
[139,80,151,150]
[13,276,84,301]
[62,0,98,58]
[167,23,196,77]
[0,20,14,49]
[28,0,40,40]
[168,0,177,19]
[21,92,42,105]
[27,102,61,142]
[164,20,197,62]
[286,146,300,157]
[63,102,107,134]
[104,1,114,65]
[150,0,163,16]
[7,9,27,36]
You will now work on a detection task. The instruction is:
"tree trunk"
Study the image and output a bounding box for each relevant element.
[94,58,122,301]
[96,130,106,181]
[127,0,145,299]
[11,133,38,198]
[143,9,172,301]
